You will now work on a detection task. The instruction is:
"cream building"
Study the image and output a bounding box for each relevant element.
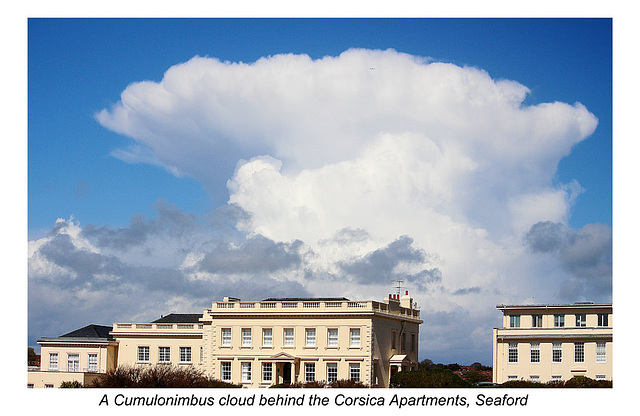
[27,324,118,388]
[493,302,612,384]
[29,292,421,388]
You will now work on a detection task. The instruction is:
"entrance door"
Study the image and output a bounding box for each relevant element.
[283,362,291,384]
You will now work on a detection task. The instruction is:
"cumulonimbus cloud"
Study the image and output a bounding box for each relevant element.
[30,48,607,364]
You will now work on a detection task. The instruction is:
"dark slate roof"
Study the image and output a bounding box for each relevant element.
[151,313,202,323]
[60,324,114,339]
[262,297,350,302]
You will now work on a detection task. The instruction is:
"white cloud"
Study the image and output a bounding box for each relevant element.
[66,48,609,364]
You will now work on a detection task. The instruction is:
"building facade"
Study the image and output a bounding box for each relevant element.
[27,324,118,388]
[29,292,421,388]
[492,303,612,384]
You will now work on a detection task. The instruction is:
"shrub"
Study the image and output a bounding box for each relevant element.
[59,380,83,388]
[390,369,472,388]
[328,379,367,388]
[90,365,241,388]
[499,376,612,388]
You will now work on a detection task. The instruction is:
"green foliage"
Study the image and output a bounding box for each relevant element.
[59,380,84,388]
[465,370,489,384]
[563,376,612,388]
[90,365,241,388]
[390,369,473,388]
[328,379,367,388]
[500,376,612,388]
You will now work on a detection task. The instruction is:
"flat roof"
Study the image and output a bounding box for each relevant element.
[262,297,350,302]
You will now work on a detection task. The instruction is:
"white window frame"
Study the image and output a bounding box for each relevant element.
[552,342,562,363]
[67,353,80,372]
[241,362,252,382]
[574,342,585,363]
[158,347,171,363]
[350,328,361,347]
[576,314,587,327]
[88,353,98,372]
[530,342,540,363]
[262,328,273,347]
[262,362,273,382]
[49,353,58,371]
[221,328,232,346]
[349,363,360,382]
[284,328,294,347]
[180,347,192,363]
[138,346,150,363]
[529,375,540,383]
[508,342,518,363]
[304,362,315,382]
[221,362,232,381]
[510,315,520,328]
[531,314,543,327]
[242,328,252,347]
[327,328,338,347]
[305,328,316,347]
[327,362,338,383]
[554,314,565,327]
[596,341,606,363]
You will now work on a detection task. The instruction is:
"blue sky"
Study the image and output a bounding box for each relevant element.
[28,18,611,234]
[27,18,612,366]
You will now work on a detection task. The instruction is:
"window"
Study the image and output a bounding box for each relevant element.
[574,342,585,363]
[67,353,80,372]
[531,315,543,327]
[180,347,192,363]
[262,362,273,382]
[49,353,58,371]
[391,331,397,349]
[44,384,54,388]
[284,328,294,347]
[551,375,562,383]
[598,314,609,327]
[350,328,361,347]
[530,342,540,363]
[200,346,203,364]
[507,375,517,381]
[327,363,338,383]
[241,362,252,382]
[411,333,416,352]
[510,315,520,328]
[221,328,232,346]
[306,328,316,347]
[596,375,606,380]
[529,375,540,383]
[349,363,360,382]
[401,332,406,351]
[262,328,273,347]
[88,353,98,372]
[575,314,586,327]
[596,341,606,363]
[305,362,315,382]
[138,346,149,362]
[552,342,562,363]
[508,342,518,363]
[242,328,252,347]
[221,362,232,381]
[328,328,338,347]
[158,347,171,363]
[554,314,565,327]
